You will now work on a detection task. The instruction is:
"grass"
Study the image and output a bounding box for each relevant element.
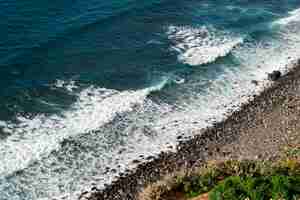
[209,175,300,200]
[138,145,300,200]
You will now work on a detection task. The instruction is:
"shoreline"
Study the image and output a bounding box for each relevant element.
[80,60,300,200]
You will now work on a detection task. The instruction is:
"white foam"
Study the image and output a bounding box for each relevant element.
[0,78,168,177]
[156,21,300,141]
[2,10,300,200]
[0,121,7,127]
[167,25,244,66]
[4,36,300,199]
[274,8,300,25]
[53,79,78,92]
[225,5,249,13]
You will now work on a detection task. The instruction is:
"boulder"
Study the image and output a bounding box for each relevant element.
[268,70,281,81]
[251,80,258,86]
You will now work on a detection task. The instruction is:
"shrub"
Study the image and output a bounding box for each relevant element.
[209,175,300,200]
[138,155,300,200]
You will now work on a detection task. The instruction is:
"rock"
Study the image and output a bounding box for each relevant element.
[177,135,183,140]
[132,159,140,164]
[91,187,99,191]
[118,148,126,154]
[146,156,155,161]
[104,167,110,173]
[251,80,258,86]
[111,169,117,173]
[268,70,281,81]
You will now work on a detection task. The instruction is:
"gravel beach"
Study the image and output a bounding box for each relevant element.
[80,60,300,200]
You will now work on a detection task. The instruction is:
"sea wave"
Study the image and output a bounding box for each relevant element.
[273,8,300,26]
[0,78,168,177]
[155,18,300,142]
[2,5,300,200]
[167,25,244,66]
[52,79,79,92]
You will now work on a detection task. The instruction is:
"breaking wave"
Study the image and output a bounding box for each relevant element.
[0,78,168,177]
[2,3,300,200]
[273,8,300,26]
[167,25,244,66]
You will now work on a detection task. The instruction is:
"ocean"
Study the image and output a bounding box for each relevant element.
[1,0,300,199]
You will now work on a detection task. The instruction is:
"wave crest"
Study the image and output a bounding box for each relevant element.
[0,78,168,177]
[167,25,243,66]
[273,8,300,26]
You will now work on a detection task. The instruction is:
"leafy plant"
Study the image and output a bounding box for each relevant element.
[209,175,300,200]
[138,151,300,200]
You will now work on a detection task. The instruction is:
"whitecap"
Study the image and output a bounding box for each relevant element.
[53,79,78,92]
[273,8,300,25]
[0,78,169,177]
[167,25,244,66]
[0,121,7,127]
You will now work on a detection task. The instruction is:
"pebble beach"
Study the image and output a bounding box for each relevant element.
[81,60,300,200]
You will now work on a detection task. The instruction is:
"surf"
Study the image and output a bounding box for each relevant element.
[167,25,244,66]
[2,1,300,200]
[0,77,169,178]
[273,8,300,26]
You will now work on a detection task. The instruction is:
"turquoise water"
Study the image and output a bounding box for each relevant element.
[1,0,300,199]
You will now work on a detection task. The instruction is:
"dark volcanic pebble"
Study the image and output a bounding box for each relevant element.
[251,80,258,85]
[80,62,300,200]
[268,70,282,81]
[132,160,140,164]
[177,135,183,140]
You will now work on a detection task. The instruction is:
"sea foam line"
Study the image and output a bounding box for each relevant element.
[273,8,300,25]
[0,78,168,177]
[167,25,244,66]
[69,11,300,200]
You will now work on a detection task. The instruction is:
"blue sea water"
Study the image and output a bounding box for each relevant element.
[1,0,300,199]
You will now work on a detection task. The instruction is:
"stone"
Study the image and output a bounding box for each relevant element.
[268,70,281,81]
[251,80,258,86]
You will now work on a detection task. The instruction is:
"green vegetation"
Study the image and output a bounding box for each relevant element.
[209,175,300,200]
[177,160,300,199]
[138,145,300,200]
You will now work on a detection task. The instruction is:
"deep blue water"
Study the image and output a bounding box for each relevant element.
[1,0,300,199]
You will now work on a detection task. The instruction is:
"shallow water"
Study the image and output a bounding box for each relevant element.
[1,0,300,199]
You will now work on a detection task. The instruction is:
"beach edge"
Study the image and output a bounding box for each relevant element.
[80,60,300,200]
